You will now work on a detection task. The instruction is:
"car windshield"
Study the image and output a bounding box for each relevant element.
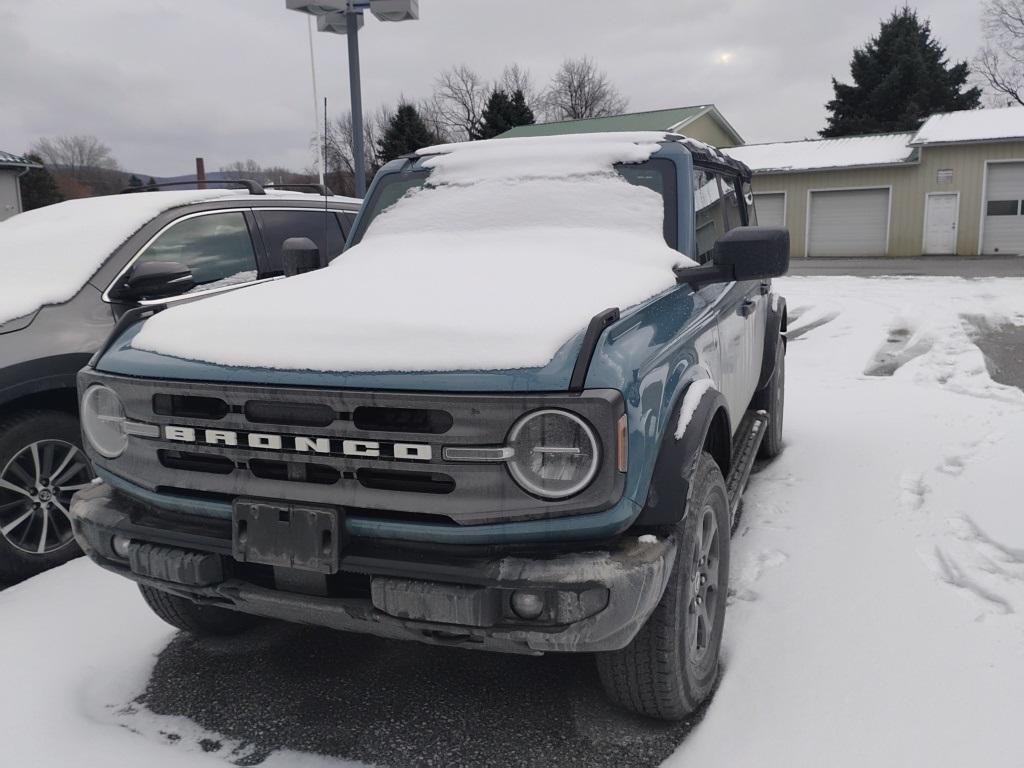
[349,157,678,249]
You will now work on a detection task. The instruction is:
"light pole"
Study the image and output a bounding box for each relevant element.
[286,0,419,197]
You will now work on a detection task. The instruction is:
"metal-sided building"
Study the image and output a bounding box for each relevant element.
[0,151,41,222]
[727,107,1024,257]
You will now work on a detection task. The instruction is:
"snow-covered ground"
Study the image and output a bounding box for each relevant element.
[2,275,1022,767]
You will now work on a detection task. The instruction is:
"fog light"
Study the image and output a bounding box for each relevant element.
[511,590,545,620]
[111,535,132,559]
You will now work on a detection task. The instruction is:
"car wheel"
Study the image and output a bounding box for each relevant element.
[754,333,785,459]
[139,584,262,635]
[0,410,93,580]
[596,451,730,720]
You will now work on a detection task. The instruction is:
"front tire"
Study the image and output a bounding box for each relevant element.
[0,410,93,580]
[596,451,730,720]
[139,584,261,636]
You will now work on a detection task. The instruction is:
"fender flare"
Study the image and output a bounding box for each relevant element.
[756,294,787,391]
[633,380,731,528]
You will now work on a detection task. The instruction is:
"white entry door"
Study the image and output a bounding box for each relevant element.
[923,193,959,254]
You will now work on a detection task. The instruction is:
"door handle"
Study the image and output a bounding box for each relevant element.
[739,299,756,317]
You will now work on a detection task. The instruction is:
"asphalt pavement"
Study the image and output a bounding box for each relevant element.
[136,622,705,768]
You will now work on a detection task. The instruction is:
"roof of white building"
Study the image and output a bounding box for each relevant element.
[724,133,917,174]
[911,106,1024,146]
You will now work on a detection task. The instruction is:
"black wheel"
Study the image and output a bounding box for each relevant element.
[139,584,261,636]
[754,333,785,459]
[596,451,730,720]
[0,410,94,580]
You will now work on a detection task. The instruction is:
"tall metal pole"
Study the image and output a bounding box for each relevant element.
[307,16,324,187]
[347,10,366,197]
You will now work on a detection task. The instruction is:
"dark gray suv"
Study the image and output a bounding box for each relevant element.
[0,184,360,579]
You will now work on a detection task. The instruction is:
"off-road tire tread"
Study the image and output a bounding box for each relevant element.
[596,452,728,720]
[0,409,84,580]
[138,584,260,635]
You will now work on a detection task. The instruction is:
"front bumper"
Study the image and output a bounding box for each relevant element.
[71,482,676,654]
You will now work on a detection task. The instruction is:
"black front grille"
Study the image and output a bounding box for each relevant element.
[159,450,234,475]
[353,406,453,434]
[244,400,337,427]
[357,468,455,494]
[153,394,229,420]
[249,458,341,485]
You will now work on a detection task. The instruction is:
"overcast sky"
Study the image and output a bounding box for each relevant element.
[1,0,985,176]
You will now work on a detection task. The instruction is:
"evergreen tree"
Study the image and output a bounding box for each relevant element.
[145,176,158,191]
[472,88,536,140]
[377,103,442,164]
[19,153,64,210]
[821,7,981,137]
[128,174,143,188]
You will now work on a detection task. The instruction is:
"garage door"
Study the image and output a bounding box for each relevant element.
[982,162,1024,255]
[754,193,785,227]
[807,188,889,257]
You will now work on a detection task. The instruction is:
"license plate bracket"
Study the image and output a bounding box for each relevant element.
[232,500,342,574]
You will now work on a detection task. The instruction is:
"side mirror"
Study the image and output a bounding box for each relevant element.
[282,237,321,277]
[108,260,194,302]
[677,227,790,287]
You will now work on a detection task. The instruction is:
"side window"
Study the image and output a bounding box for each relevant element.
[134,211,258,290]
[338,211,358,238]
[693,168,726,264]
[692,168,746,264]
[255,210,347,274]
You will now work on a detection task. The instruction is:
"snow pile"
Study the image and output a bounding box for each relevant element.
[670,275,1024,768]
[132,133,689,373]
[725,133,915,173]
[913,105,1024,145]
[0,190,235,324]
[0,560,360,767]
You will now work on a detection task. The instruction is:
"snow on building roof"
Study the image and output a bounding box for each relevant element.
[724,133,916,174]
[911,106,1024,146]
[0,151,41,169]
[0,190,235,324]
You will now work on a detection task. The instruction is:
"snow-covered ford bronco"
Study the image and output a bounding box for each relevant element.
[70,132,788,720]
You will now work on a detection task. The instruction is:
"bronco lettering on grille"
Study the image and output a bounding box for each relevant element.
[162,425,432,461]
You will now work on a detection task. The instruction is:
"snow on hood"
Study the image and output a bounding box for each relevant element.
[0,190,234,325]
[131,133,691,374]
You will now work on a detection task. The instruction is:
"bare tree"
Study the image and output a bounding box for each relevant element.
[219,159,263,179]
[499,63,544,117]
[976,0,1024,106]
[432,64,488,140]
[312,106,394,195]
[544,57,628,121]
[29,135,120,179]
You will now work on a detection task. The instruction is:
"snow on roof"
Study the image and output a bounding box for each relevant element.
[912,106,1024,145]
[131,133,690,374]
[0,190,234,324]
[725,133,916,173]
[0,150,40,168]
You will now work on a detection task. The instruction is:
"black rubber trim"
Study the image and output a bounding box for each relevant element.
[756,295,787,391]
[569,308,620,393]
[89,304,166,368]
[633,385,730,528]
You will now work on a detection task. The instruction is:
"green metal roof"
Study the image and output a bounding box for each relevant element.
[500,106,712,138]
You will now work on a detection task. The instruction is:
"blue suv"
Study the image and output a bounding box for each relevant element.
[69,134,788,720]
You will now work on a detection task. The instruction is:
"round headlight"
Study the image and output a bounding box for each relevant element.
[81,385,128,458]
[506,409,599,499]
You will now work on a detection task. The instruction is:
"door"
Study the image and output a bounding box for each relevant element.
[982,162,1024,255]
[807,188,889,257]
[923,193,959,254]
[753,192,785,227]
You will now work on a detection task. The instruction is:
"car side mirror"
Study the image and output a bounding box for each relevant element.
[676,227,790,287]
[108,260,195,302]
[282,237,321,277]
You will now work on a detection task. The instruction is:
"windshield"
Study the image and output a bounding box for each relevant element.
[349,157,678,249]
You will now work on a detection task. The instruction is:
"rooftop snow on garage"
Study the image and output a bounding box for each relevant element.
[912,105,1024,145]
[131,132,694,373]
[725,133,916,173]
[0,190,235,325]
